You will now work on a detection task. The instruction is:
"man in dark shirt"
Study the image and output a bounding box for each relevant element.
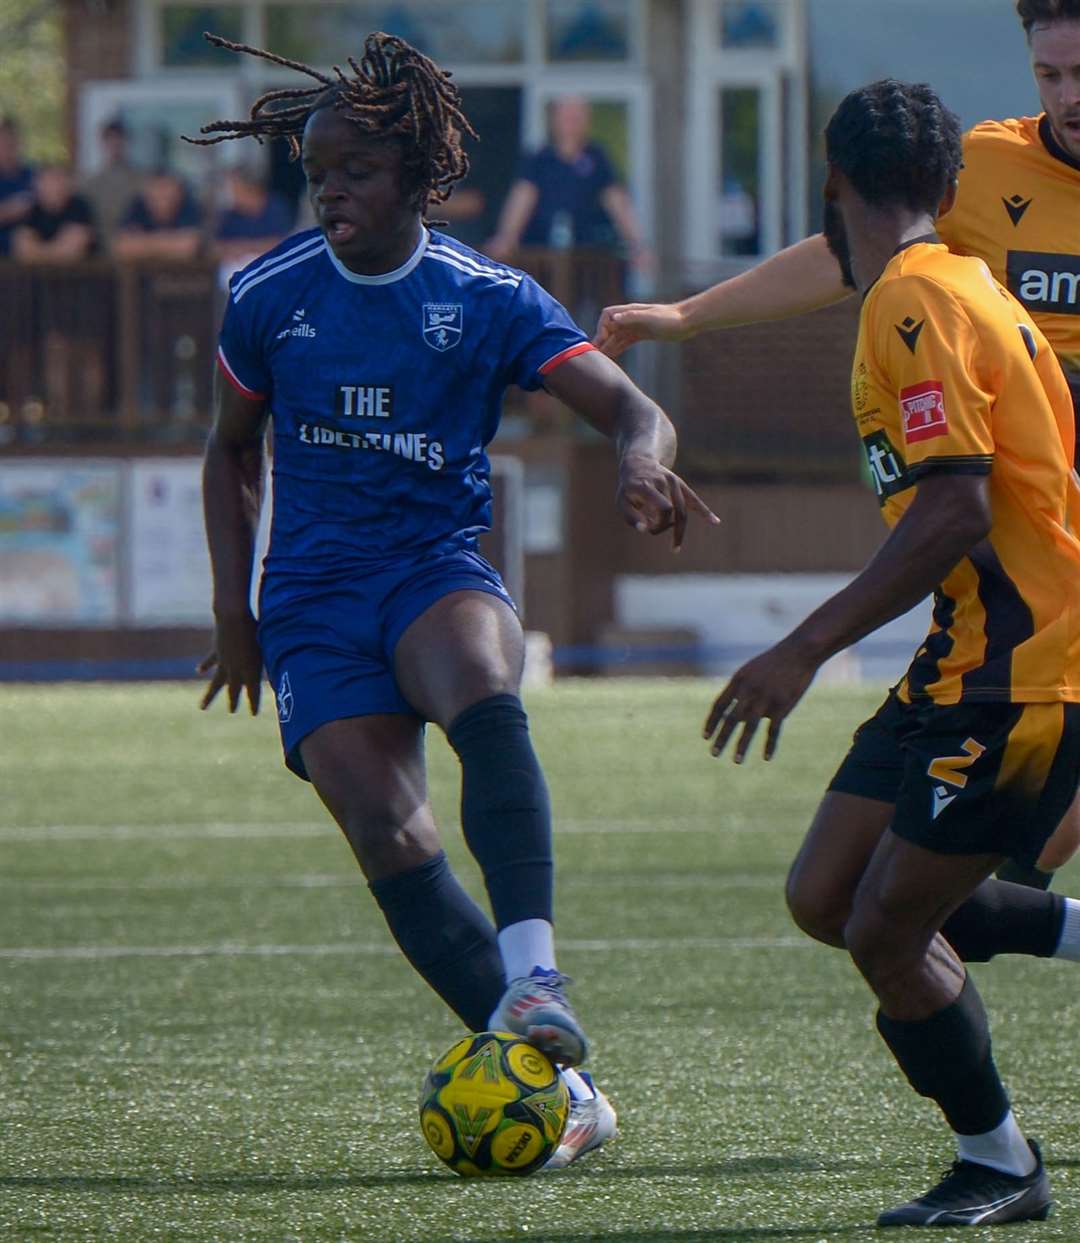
[214,162,292,281]
[113,168,203,261]
[486,97,650,267]
[12,166,96,262]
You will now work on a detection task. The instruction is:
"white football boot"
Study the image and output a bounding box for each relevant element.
[488,966,588,1067]
[546,1072,617,1169]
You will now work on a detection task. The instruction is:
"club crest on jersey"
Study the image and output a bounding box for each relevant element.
[900,381,948,444]
[422,303,463,352]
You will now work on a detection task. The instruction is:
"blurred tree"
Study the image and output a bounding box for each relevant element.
[0,0,65,162]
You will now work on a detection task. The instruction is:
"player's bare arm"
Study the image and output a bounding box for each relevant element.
[542,347,719,549]
[704,472,992,763]
[200,367,269,715]
[593,233,850,359]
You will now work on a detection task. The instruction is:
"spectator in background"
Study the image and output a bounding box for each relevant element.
[12,165,97,262]
[213,162,291,282]
[485,96,651,272]
[0,116,35,257]
[81,117,145,246]
[113,168,203,261]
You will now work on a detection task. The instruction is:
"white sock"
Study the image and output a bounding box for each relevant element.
[955,1112,1036,1177]
[1053,898,1080,961]
[560,1068,595,1102]
[497,918,556,981]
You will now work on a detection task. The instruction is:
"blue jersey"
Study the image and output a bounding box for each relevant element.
[217,227,591,595]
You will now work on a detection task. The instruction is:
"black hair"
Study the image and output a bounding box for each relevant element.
[183,30,476,214]
[824,79,962,214]
[1017,0,1080,35]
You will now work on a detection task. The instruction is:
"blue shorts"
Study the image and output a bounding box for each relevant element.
[257,548,515,780]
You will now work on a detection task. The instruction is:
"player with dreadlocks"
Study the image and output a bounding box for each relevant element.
[194,30,716,1169]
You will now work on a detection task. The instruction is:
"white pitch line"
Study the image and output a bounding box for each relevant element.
[0,872,776,894]
[0,935,808,962]
[0,819,730,844]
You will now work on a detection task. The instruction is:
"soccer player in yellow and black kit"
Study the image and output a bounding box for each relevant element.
[599,0,1080,902]
[703,78,1080,1227]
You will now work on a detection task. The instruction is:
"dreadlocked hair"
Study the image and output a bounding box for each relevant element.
[1017,0,1080,34]
[824,79,962,215]
[183,30,477,212]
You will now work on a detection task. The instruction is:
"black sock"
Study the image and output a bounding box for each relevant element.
[995,859,1055,890]
[876,975,1010,1135]
[942,880,1065,962]
[447,693,554,930]
[369,851,504,1031]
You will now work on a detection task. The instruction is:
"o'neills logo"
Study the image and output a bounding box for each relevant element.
[1006,250,1080,314]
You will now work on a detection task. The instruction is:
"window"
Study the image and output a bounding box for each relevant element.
[686,0,808,261]
[719,1,784,50]
[161,4,244,67]
[545,0,633,63]
[263,2,525,67]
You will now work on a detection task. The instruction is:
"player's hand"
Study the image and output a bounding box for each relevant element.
[593,302,690,359]
[617,455,720,551]
[198,608,263,715]
[703,638,819,763]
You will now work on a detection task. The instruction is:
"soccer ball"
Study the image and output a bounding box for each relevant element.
[419,1031,570,1176]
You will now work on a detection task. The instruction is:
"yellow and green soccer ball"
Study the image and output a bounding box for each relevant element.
[419,1031,570,1176]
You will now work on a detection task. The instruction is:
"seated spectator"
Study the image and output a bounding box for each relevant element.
[0,115,35,257]
[113,168,203,261]
[12,165,97,263]
[214,162,291,280]
[81,117,145,246]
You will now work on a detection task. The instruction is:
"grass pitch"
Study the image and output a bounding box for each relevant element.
[3,679,1079,1242]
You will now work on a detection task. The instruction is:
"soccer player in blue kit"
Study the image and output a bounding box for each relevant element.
[189,31,716,1168]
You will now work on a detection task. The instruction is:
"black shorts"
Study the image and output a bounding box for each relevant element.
[829,691,1080,866]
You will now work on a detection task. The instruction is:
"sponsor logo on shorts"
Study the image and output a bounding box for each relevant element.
[277,671,294,723]
[422,302,463,352]
[900,381,948,445]
[927,737,986,821]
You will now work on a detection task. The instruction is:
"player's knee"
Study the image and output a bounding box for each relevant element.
[843,895,919,989]
[784,866,848,947]
[341,810,439,878]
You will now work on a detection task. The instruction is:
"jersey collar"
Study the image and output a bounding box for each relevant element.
[1038,114,1080,174]
[325,225,429,285]
[861,232,942,301]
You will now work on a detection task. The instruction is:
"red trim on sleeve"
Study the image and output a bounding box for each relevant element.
[217,347,266,400]
[538,341,596,375]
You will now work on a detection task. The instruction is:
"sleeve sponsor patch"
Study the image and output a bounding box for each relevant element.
[900,381,948,444]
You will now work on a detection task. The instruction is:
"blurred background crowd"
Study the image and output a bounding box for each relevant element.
[0,0,1056,678]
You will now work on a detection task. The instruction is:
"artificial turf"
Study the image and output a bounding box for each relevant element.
[2,680,1078,1242]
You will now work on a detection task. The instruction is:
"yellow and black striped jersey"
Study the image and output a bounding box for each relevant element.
[937,116,1080,372]
[851,238,1080,705]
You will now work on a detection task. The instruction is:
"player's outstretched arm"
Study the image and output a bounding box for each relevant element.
[199,369,269,715]
[593,233,851,358]
[704,472,992,763]
[542,348,719,550]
